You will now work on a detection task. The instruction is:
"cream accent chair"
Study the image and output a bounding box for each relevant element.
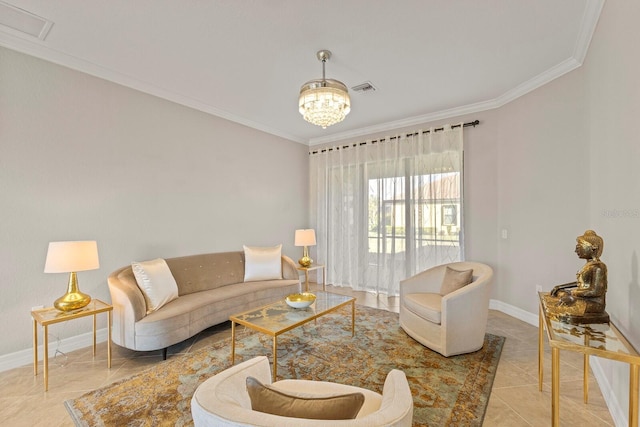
[399,261,493,357]
[191,356,414,427]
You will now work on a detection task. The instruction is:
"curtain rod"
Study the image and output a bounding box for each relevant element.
[309,119,480,155]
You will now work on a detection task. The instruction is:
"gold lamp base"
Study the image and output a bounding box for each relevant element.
[298,246,313,267]
[54,272,92,312]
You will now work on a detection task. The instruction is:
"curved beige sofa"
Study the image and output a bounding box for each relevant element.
[107,251,301,357]
[191,356,414,427]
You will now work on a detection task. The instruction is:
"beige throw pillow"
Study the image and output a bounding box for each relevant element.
[440,266,473,295]
[246,376,365,420]
[131,258,179,314]
[243,244,282,282]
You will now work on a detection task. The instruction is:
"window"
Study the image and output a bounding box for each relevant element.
[310,126,464,295]
[442,205,458,226]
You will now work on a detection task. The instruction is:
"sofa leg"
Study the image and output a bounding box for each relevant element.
[162,348,168,360]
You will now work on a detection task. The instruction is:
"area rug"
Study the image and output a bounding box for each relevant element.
[65,306,504,426]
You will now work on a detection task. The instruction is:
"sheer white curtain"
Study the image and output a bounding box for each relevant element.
[310,125,464,295]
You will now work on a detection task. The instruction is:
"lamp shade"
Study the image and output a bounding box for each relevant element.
[44,241,100,273]
[294,229,316,247]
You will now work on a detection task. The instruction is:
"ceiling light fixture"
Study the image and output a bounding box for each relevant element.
[298,50,351,129]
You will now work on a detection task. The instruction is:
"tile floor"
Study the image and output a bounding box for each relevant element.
[0,283,614,426]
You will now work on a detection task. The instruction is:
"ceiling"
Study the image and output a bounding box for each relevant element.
[0,1,603,145]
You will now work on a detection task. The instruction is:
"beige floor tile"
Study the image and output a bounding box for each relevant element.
[483,394,531,426]
[0,283,616,426]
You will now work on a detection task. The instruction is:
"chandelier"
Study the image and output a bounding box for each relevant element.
[298,50,351,129]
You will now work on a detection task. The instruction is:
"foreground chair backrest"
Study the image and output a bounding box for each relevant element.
[191,356,414,426]
[399,261,493,357]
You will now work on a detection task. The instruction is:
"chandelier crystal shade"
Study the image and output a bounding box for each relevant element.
[299,50,351,129]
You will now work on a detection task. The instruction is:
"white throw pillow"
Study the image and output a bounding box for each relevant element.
[243,244,282,282]
[131,258,179,314]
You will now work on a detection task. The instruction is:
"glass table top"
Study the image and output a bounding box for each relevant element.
[230,291,354,334]
[539,292,639,363]
[31,299,112,325]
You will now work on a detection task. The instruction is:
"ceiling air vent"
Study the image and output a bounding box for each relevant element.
[0,1,53,40]
[351,81,377,94]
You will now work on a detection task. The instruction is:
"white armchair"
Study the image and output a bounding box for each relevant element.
[399,261,493,357]
[191,356,414,427]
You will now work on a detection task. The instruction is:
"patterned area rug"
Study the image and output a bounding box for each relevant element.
[65,306,504,426]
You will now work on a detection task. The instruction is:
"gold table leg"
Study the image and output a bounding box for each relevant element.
[107,310,112,369]
[351,300,355,337]
[231,321,236,365]
[552,347,560,426]
[539,305,544,391]
[304,270,309,292]
[93,313,97,357]
[43,324,49,391]
[630,363,639,427]
[272,336,278,382]
[33,319,38,376]
[322,266,326,291]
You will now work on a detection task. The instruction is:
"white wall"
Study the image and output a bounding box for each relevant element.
[584,0,640,421]
[494,63,590,313]
[0,46,309,357]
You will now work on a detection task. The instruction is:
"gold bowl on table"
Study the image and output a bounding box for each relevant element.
[285,292,316,309]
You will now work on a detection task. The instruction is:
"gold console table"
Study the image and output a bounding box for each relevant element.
[538,292,639,426]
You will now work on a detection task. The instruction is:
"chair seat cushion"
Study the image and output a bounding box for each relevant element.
[403,293,442,324]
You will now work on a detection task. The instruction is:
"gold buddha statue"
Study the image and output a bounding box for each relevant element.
[544,230,610,324]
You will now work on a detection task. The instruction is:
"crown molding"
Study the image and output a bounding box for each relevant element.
[307,98,500,146]
[308,0,604,146]
[308,57,583,147]
[308,58,583,147]
[0,0,603,148]
[573,0,605,62]
[0,34,306,145]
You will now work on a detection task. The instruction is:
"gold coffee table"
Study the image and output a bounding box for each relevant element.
[230,291,355,381]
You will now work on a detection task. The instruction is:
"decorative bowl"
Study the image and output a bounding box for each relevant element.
[285,292,316,309]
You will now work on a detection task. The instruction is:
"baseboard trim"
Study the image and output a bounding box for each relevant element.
[489,298,538,326]
[589,357,626,427]
[0,328,108,373]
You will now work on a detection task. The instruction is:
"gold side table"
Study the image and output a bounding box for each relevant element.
[32,299,112,391]
[296,264,326,292]
[538,292,639,426]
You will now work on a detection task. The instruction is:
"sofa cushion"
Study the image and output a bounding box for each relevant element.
[403,293,442,324]
[246,376,365,420]
[131,258,179,314]
[133,279,300,351]
[166,252,245,295]
[440,266,473,295]
[243,245,282,282]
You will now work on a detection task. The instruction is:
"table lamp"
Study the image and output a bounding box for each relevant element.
[294,229,316,267]
[44,240,99,311]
